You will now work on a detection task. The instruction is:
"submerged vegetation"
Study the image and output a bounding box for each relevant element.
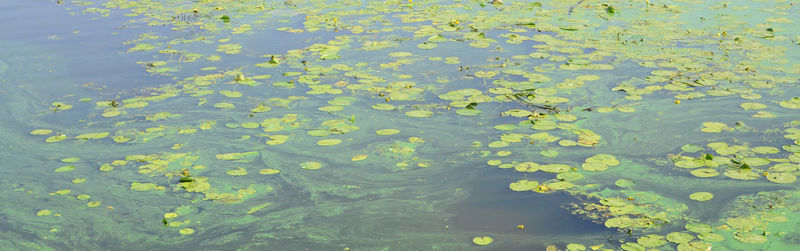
[1,0,799,249]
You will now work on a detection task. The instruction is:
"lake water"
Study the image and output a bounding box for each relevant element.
[1,0,799,250]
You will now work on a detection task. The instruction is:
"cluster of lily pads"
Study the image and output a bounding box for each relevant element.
[17,0,800,249]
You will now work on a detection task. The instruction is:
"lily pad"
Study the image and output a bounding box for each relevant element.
[733,232,767,244]
[689,192,714,201]
[405,110,433,118]
[227,167,248,176]
[30,129,53,135]
[259,169,280,174]
[637,234,667,247]
[666,232,694,243]
[74,132,109,140]
[376,129,400,135]
[317,139,342,146]
[509,180,538,192]
[615,179,635,188]
[766,172,796,183]
[472,236,493,246]
[301,161,322,170]
[44,134,67,143]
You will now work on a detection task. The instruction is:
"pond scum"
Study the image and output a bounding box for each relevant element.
[1,0,799,250]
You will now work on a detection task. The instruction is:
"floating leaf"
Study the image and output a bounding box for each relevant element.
[376,129,400,136]
[351,154,368,161]
[509,180,538,192]
[74,132,109,140]
[301,161,322,170]
[689,192,714,201]
[405,110,433,118]
[259,168,280,175]
[766,172,796,183]
[317,139,342,146]
[30,129,53,135]
[45,134,68,143]
[54,165,76,172]
[179,228,195,235]
[227,167,248,176]
[472,236,493,246]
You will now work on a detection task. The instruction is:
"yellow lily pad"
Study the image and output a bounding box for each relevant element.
[472,236,493,246]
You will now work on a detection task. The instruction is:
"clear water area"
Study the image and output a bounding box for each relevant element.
[2,0,800,250]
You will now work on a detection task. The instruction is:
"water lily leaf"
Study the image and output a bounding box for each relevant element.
[259,169,280,175]
[472,236,493,246]
[509,180,538,192]
[30,129,53,135]
[227,167,248,176]
[681,144,704,153]
[301,161,322,170]
[179,228,195,235]
[376,129,400,136]
[405,110,433,117]
[615,179,635,188]
[665,232,694,243]
[733,232,767,244]
[372,104,395,111]
[317,139,342,146]
[685,223,712,233]
[637,234,666,247]
[540,149,559,157]
[689,192,713,201]
[766,172,796,183]
[74,132,109,140]
[54,165,76,172]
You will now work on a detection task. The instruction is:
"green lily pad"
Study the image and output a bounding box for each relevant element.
[317,139,342,146]
[30,129,53,135]
[227,167,248,176]
[376,129,400,136]
[61,157,80,163]
[689,192,714,201]
[405,110,433,118]
[456,109,482,116]
[472,236,493,246]
[620,242,646,251]
[509,180,538,192]
[54,165,76,172]
[259,168,280,175]
[582,162,608,172]
[685,223,713,233]
[307,129,331,137]
[372,104,395,111]
[615,179,635,188]
[540,149,559,157]
[733,232,767,244]
[494,124,517,131]
[488,141,509,148]
[301,161,322,170]
[676,241,711,251]
[751,146,779,154]
[697,233,725,242]
[74,132,109,140]
[766,172,796,183]
[637,234,666,247]
[690,168,720,178]
[665,232,694,243]
[605,217,634,228]
[681,144,704,153]
[778,97,800,109]
[557,172,584,182]
[214,102,236,109]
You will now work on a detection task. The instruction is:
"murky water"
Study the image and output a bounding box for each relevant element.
[1,0,799,250]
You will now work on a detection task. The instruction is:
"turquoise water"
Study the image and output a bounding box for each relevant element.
[1,0,799,250]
